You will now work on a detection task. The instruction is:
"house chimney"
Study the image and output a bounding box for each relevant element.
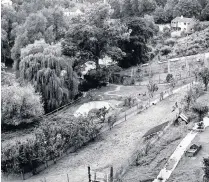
[181,15,183,19]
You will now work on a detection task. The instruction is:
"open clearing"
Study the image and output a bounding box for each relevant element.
[2,85,189,182]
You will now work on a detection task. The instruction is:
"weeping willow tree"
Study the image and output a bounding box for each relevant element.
[20,40,78,112]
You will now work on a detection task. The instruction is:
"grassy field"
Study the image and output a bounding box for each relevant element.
[121,124,190,182]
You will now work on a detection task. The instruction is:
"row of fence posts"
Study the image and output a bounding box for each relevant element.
[88,166,113,182]
[122,85,177,123]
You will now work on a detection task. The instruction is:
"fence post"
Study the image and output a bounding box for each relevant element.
[21,171,24,180]
[67,174,69,182]
[88,166,91,182]
[94,172,96,181]
[110,166,113,182]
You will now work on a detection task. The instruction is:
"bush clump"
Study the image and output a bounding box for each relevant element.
[1,84,44,127]
[1,116,101,175]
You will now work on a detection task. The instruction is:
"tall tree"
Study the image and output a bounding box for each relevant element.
[121,0,134,17]
[62,3,129,69]
[132,0,140,16]
[198,0,209,8]
[138,0,157,16]
[164,0,179,22]
[192,103,209,121]
[198,67,209,91]
[11,12,47,71]
[1,4,17,66]
[153,6,166,23]
[201,2,209,20]
[19,40,78,112]
[173,0,202,18]
[1,84,44,126]
[109,0,121,18]
[118,17,155,68]
[155,0,167,7]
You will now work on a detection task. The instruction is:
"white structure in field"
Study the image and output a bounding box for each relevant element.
[80,56,115,77]
[99,56,116,67]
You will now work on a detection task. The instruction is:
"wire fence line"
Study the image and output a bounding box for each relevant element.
[4,80,195,182]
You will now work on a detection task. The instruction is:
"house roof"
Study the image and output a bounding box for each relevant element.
[172,16,196,24]
[179,113,188,122]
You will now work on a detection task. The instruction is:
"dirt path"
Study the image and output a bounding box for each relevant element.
[2,87,190,182]
[104,84,122,96]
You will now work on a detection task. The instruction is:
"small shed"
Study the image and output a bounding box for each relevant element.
[174,113,189,125]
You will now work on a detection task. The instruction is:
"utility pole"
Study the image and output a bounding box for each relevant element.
[88,166,91,182]
[149,63,152,78]
[167,56,170,74]
[185,34,189,76]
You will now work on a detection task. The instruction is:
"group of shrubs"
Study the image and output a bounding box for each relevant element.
[171,27,209,58]
[1,116,101,175]
[182,82,208,122]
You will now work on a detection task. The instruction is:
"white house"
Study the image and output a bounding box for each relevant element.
[63,9,84,17]
[171,16,197,34]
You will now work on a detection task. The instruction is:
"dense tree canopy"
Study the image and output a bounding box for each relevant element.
[2,83,44,126]
[153,6,166,23]
[62,3,129,69]
[20,40,78,112]
[201,2,209,20]
[118,17,156,68]
[109,0,121,18]
[173,0,202,18]
[1,4,17,66]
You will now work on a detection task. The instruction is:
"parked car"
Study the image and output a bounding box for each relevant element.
[185,144,202,157]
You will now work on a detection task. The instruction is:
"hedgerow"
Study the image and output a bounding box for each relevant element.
[1,116,101,174]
